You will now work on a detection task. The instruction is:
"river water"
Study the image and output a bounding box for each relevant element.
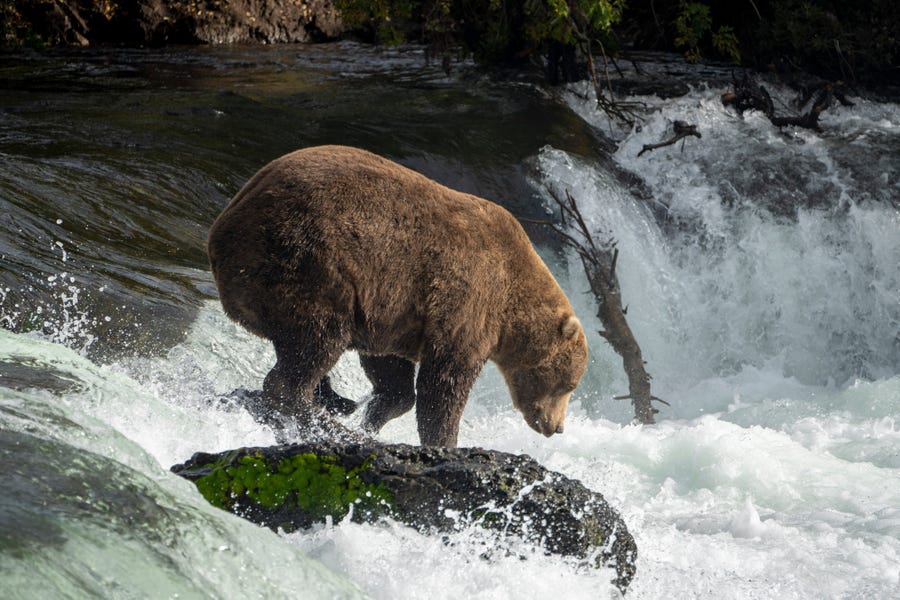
[1,43,898,599]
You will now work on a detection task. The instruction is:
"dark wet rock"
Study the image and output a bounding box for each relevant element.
[172,441,637,593]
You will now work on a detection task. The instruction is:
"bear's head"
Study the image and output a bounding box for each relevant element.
[501,314,588,437]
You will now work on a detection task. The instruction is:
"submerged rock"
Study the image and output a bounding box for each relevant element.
[172,441,637,593]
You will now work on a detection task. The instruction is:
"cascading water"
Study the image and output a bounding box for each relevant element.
[549,81,900,392]
[1,46,898,599]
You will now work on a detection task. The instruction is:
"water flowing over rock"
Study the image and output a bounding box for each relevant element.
[172,441,637,593]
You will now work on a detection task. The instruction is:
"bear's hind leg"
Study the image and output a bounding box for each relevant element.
[360,354,416,434]
[260,325,355,441]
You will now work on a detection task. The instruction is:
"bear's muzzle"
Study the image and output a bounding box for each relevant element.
[526,395,570,437]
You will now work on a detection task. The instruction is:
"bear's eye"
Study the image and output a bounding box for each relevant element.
[559,382,577,394]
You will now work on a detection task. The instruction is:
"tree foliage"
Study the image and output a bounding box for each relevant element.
[757,0,898,83]
[673,1,740,63]
[4,0,896,87]
[335,0,625,65]
[621,0,898,85]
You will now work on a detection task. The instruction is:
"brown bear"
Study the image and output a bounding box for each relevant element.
[208,145,588,447]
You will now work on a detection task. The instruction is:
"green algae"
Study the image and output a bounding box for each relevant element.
[194,452,392,523]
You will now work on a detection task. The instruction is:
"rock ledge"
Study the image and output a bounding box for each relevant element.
[172,441,637,592]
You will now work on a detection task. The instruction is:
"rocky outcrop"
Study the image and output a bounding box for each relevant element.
[6,0,342,46]
[172,441,637,593]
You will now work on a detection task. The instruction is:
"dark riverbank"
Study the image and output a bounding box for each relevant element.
[5,1,898,91]
[3,0,343,46]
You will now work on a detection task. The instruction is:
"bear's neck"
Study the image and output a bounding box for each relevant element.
[492,263,571,370]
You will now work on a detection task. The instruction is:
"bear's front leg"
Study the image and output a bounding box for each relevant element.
[414,352,485,447]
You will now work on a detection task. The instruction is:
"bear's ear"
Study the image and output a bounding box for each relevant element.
[560,315,581,339]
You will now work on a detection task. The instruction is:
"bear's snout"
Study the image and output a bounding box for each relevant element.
[532,415,564,437]
[526,399,568,437]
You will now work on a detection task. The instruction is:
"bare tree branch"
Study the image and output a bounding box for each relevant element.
[638,121,702,157]
[545,188,665,424]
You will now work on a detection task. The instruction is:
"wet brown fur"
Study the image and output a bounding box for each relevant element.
[208,145,587,447]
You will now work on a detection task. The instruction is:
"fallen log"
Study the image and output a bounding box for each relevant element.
[722,72,853,132]
[546,188,667,424]
[172,441,637,593]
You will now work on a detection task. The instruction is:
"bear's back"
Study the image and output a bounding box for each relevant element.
[207,145,557,350]
[268,145,506,226]
[220,145,531,261]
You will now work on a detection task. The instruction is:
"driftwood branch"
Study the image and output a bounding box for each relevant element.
[722,72,852,132]
[547,3,642,126]
[584,43,642,126]
[545,188,663,424]
[638,121,702,156]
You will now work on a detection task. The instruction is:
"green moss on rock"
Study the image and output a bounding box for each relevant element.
[194,451,392,523]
